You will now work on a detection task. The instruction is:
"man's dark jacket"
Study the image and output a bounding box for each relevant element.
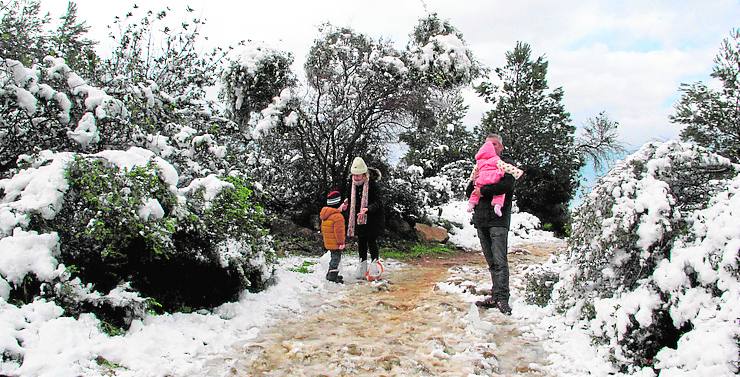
[465,166,516,229]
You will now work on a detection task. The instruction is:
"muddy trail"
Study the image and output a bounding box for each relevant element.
[209,242,563,376]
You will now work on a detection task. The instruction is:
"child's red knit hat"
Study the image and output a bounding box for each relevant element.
[326,190,342,207]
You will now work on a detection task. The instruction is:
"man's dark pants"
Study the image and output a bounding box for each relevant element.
[476,226,509,303]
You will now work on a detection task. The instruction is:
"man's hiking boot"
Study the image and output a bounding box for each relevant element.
[496,300,512,316]
[474,296,497,308]
[475,296,513,315]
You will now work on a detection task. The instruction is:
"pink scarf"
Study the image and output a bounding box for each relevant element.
[347,174,369,237]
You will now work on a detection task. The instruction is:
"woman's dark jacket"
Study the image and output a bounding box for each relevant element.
[352,168,385,238]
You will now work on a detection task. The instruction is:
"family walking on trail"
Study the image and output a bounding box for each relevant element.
[320,133,520,316]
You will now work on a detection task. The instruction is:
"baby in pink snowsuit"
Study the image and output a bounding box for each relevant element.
[467,141,524,216]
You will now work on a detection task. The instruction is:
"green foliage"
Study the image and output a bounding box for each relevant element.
[61,157,177,266]
[0,0,97,72]
[46,156,276,321]
[671,28,740,163]
[523,265,559,307]
[0,0,50,66]
[99,320,125,337]
[51,1,98,77]
[289,260,317,274]
[202,175,266,239]
[476,41,582,234]
[381,243,456,260]
[95,356,125,371]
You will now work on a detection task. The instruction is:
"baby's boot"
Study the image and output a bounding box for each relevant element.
[494,204,503,217]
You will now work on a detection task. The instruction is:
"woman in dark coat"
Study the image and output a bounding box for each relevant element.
[347,157,385,279]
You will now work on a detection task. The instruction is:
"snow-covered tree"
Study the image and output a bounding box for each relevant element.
[671,28,740,163]
[477,42,582,234]
[246,15,481,217]
[220,43,294,131]
[0,0,50,66]
[406,13,483,90]
[400,89,476,178]
[526,141,738,374]
[243,24,415,210]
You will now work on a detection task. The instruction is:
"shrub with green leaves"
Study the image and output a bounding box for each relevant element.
[12,151,276,325]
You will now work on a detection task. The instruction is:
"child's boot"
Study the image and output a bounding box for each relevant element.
[493,204,503,217]
[326,269,343,284]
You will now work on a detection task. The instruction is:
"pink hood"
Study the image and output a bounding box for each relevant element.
[475,141,499,161]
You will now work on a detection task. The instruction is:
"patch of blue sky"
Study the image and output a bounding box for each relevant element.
[571,148,633,208]
[567,31,664,52]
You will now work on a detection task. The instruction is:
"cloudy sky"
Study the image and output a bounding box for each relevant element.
[43,0,739,150]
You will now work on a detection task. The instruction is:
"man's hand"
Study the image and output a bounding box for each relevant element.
[339,200,348,211]
[359,207,368,216]
[338,244,346,250]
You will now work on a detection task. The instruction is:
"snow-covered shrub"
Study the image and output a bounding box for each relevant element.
[438,159,474,199]
[523,256,560,307]
[385,164,458,224]
[527,141,739,374]
[179,173,276,295]
[0,58,135,175]
[1,149,276,328]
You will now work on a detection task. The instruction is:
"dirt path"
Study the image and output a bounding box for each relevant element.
[212,242,563,376]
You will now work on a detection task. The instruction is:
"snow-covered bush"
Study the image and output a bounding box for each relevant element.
[385,164,458,224]
[0,57,135,175]
[525,141,739,374]
[0,149,275,332]
[438,159,474,199]
[524,256,560,307]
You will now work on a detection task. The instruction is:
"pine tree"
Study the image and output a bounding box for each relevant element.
[0,0,50,65]
[399,13,481,178]
[671,28,739,163]
[476,42,582,234]
[51,1,98,78]
[400,88,476,177]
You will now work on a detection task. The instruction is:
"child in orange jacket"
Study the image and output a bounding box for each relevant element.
[320,190,348,283]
